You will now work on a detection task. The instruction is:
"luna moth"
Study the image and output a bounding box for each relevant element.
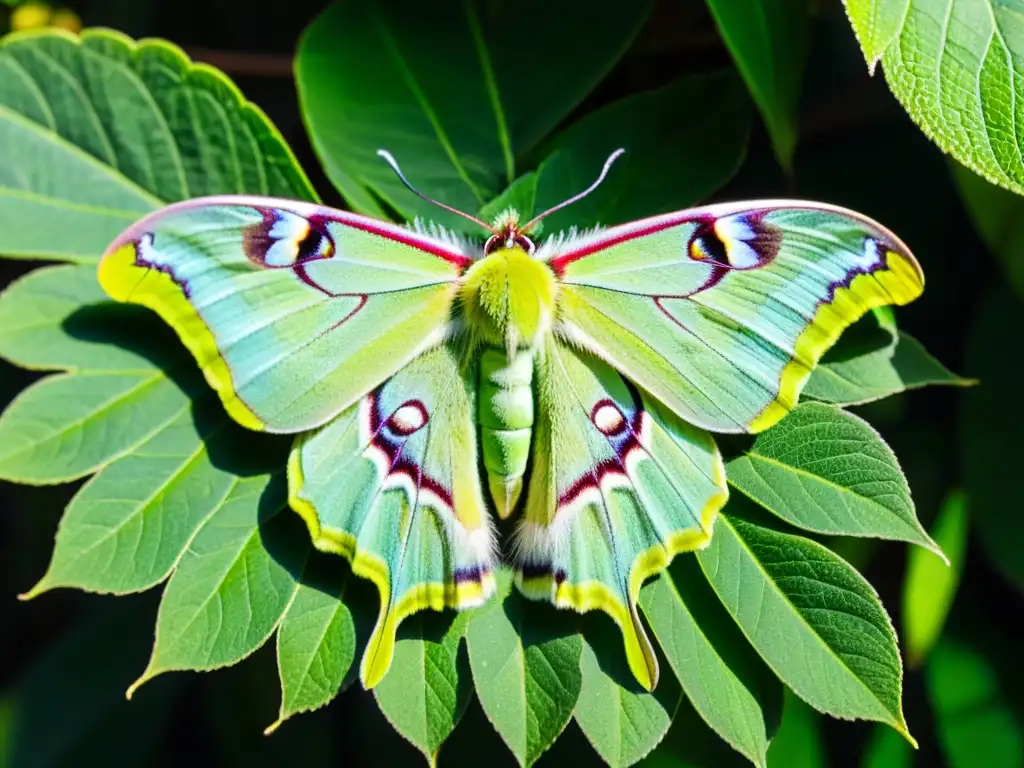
[97,149,923,692]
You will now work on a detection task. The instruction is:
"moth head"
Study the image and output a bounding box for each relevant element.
[484,208,536,256]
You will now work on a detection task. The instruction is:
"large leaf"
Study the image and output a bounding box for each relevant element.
[0,28,315,261]
[697,510,912,741]
[127,474,310,696]
[466,569,583,767]
[639,561,777,768]
[926,639,1024,768]
[961,285,1024,593]
[803,331,973,406]
[726,402,938,552]
[704,0,808,170]
[902,491,968,667]
[295,0,653,228]
[22,399,243,595]
[0,264,155,371]
[269,555,359,733]
[532,72,751,233]
[0,369,192,484]
[373,612,472,763]
[573,617,680,768]
[844,0,1024,196]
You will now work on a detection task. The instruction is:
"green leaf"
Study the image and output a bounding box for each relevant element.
[844,0,1024,196]
[269,555,358,733]
[0,369,192,484]
[765,692,825,768]
[466,569,583,767]
[574,616,680,767]
[638,695,754,768]
[640,561,775,768]
[21,399,247,596]
[962,285,1024,593]
[127,474,310,697]
[803,331,974,406]
[704,0,808,170]
[902,491,968,668]
[295,0,653,228]
[926,640,1024,768]
[842,0,908,72]
[477,171,539,227]
[951,160,1024,299]
[0,264,159,371]
[0,28,315,262]
[697,510,912,741]
[726,402,939,552]
[373,611,471,763]
[533,72,750,233]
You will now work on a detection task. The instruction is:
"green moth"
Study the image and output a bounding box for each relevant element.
[98,150,923,692]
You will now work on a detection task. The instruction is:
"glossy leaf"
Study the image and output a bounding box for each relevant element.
[574,617,680,767]
[22,399,241,596]
[466,569,583,767]
[803,331,973,406]
[698,511,912,741]
[0,28,314,261]
[533,72,751,233]
[726,402,938,552]
[704,0,808,170]
[843,0,908,72]
[295,0,653,228]
[0,264,157,371]
[962,286,1024,593]
[639,693,756,768]
[0,369,191,484]
[477,171,539,226]
[902,491,968,667]
[845,0,1024,196]
[640,562,774,768]
[373,612,471,763]
[926,640,1024,768]
[270,556,359,732]
[127,475,310,696]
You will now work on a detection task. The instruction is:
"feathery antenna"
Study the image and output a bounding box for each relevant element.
[519,149,625,233]
[377,149,497,234]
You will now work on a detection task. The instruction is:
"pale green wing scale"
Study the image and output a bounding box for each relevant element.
[99,196,472,433]
[545,201,924,434]
[516,338,728,691]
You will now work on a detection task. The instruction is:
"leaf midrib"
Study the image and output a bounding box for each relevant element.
[370,4,488,206]
[705,515,900,722]
[736,446,908,516]
[0,106,164,209]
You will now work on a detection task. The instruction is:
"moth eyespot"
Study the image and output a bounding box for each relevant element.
[688,230,728,265]
[387,401,428,436]
[246,209,335,267]
[704,212,781,269]
[591,401,627,436]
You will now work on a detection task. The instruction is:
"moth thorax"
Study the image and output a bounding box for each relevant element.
[460,246,556,349]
